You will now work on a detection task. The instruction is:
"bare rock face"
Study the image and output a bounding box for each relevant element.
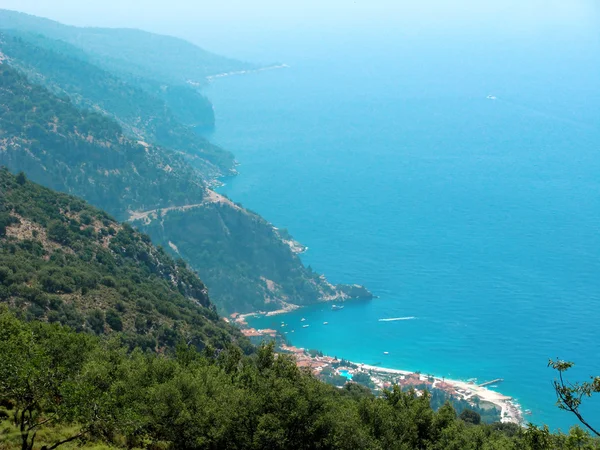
[337,284,374,300]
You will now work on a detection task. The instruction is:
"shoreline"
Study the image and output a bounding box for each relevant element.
[353,362,524,425]
[234,308,524,425]
[208,64,521,428]
[204,64,290,83]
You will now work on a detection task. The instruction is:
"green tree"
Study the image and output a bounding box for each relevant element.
[549,359,600,437]
[0,213,18,237]
[352,371,375,388]
[86,309,105,334]
[105,309,123,331]
[459,408,481,425]
[15,171,27,185]
[47,221,70,245]
[0,309,108,450]
[524,424,553,450]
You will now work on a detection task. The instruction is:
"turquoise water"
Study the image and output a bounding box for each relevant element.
[204,31,600,431]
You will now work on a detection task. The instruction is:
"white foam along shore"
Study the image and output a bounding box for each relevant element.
[354,362,524,425]
[204,64,290,83]
[233,306,522,423]
[236,311,524,424]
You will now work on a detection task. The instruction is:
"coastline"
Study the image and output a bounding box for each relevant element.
[233,308,525,425]
[208,61,520,429]
[353,362,524,425]
[204,64,290,83]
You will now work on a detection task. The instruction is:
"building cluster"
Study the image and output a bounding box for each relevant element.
[229,316,521,425]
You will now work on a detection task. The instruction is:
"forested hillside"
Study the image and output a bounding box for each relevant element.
[0,10,372,315]
[0,169,250,352]
[0,64,207,218]
[0,59,369,313]
[0,9,251,86]
[136,202,372,313]
[1,310,598,450]
[0,31,235,179]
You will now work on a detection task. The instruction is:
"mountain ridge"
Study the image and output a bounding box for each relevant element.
[0,10,372,315]
[0,9,253,86]
[0,30,236,180]
[0,168,252,352]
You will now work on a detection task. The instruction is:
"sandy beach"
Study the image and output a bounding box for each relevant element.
[234,313,523,425]
[355,362,523,424]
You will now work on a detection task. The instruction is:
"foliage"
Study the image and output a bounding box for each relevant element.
[549,359,600,437]
[2,313,599,450]
[0,169,250,352]
[0,63,207,220]
[0,310,104,450]
[136,205,371,313]
[460,409,482,425]
[0,31,236,177]
[0,31,370,315]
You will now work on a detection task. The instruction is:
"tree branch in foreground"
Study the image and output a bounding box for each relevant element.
[548,359,600,437]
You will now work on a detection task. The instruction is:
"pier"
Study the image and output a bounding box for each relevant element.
[479,378,503,387]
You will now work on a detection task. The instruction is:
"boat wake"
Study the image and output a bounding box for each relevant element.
[378,317,416,322]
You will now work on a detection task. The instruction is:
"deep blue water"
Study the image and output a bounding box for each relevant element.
[204,31,600,431]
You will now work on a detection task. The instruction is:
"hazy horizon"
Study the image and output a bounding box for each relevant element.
[2,1,599,61]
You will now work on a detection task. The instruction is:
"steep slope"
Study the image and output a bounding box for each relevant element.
[0,31,235,178]
[0,64,206,219]
[0,168,251,352]
[0,9,252,86]
[0,23,371,315]
[133,198,372,313]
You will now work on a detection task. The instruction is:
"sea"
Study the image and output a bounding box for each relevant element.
[203,25,600,432]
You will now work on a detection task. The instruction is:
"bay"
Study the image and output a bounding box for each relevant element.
[204,33,600,431]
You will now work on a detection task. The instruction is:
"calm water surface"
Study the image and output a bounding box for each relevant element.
[204,31,600,430]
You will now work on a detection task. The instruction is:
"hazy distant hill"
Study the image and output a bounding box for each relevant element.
[0,64,206,217]
[0,31,236,179]
[0,8,254,151]
[0,56,370,314]
[0,10,371,315]
[0,9,251,86]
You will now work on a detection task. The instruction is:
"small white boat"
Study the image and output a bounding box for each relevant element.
[281,324,285,327]
[303,324,310,328]
[323,322,329,325]
[486,94,497,100]
[301,318,306,322]
[383,351,389,355]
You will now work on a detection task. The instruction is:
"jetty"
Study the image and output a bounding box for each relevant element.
[479,378,503,387]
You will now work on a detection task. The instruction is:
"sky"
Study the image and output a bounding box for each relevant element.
[2,1,599,60]
[3,0,597,28]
